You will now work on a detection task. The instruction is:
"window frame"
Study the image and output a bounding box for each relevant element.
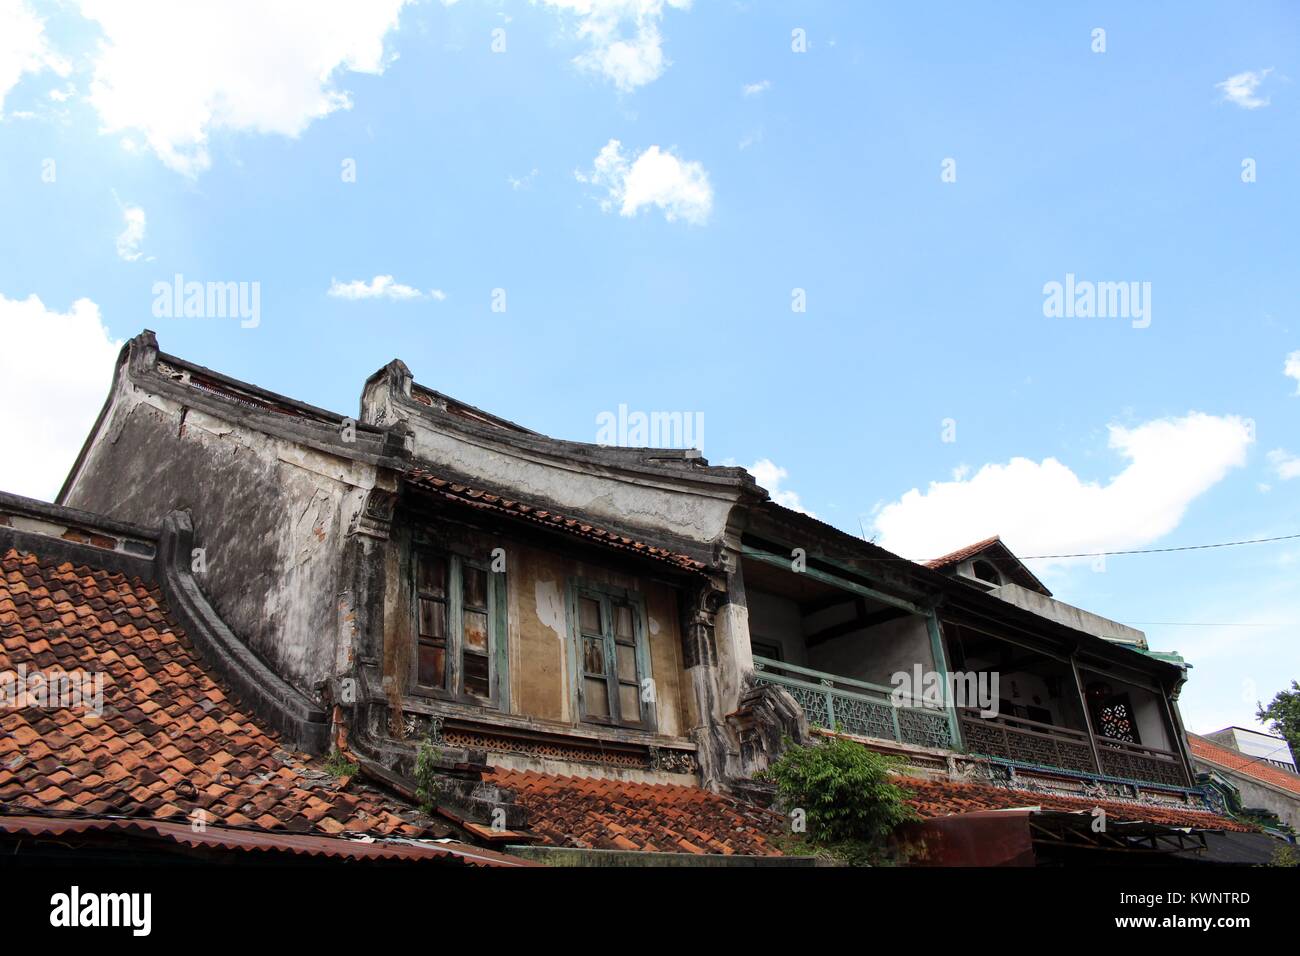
[410,546,508,709]
[566,579,655,731]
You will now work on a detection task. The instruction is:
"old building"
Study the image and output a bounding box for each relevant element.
[4,329,1265,862]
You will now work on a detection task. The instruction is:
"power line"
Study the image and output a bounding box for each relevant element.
[1018,531,1300,561]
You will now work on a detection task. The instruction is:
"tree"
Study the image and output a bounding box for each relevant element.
[1257,681,1300,758]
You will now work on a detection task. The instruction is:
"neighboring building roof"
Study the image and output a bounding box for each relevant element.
[923,535,1052,596]
[486,769,786,855]
[0,814,530,866]
[0,545,477,849]
[900,775,1253,832]
[1188,733,1300,797]
[406,469,708,573]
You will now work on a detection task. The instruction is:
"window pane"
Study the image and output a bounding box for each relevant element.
[584,678,610,717]
[417,554,446,597]
[417,643,446,687]
[618,683,640,722]
[578,596,601,634]
[616,643,637,682]
[583,637,606,675]
[463,651,490,698]
[463,566,487,609]
[463,609,489,653]
[419,598,446,638]
[614,604,634,640]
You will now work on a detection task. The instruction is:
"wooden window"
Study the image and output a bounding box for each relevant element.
[413,549,506,706]
[571,582,652,730]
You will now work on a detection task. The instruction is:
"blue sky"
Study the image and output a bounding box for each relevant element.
[1,0,1298,740]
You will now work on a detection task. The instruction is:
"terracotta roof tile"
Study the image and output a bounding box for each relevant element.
[900,775,1253,831]
[1188,733,1300,796]
[0,547,432,841]
[486,769,785,856]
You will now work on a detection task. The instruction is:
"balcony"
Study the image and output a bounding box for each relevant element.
[753,656,956,751]
[959,708,1188,787]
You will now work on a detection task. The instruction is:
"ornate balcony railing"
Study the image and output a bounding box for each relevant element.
[752,656,955,750]
[959,709,1098,775]
[1095,737,1187,787]
[960,709,1189,787]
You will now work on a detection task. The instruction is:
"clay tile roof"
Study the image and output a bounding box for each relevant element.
[0,546,476,853]
[900,775,1254,831]
[485,769,786,855]
[1188,733,1300,797]
[923,535,1004,570]
[406,468,707,573]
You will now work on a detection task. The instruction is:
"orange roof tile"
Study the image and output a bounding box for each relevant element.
[486,769,786,855]
[0,547,430,841]
[900,775,1253,831]
[1188,733,1300,797]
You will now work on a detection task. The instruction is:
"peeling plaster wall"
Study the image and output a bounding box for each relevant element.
[62,382,374,693]
[402,419,734,545]
[382,518,692,739]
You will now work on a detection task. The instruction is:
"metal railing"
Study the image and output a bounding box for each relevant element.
[752,656,955,751]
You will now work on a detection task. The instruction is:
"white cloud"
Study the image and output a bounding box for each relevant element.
[75,0,410,175]
[0,293,121,501]
[1216,68,1272,110]
[114,202,146,262]
[0,0,70,117]
[538,0,690,92]
[750,459,815,517]
[1267,449,1300,481]
[576,138,712,224]
[508,168,540,190]
[873,413,1254,565]
[1285,350,1300,393]
[327,275,436,300]
[742,79,770,97]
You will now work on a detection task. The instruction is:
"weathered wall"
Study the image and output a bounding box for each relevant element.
[745,588,806,665]
[63,383,371,693]
[807,614,935,688]
[382,515,694,739]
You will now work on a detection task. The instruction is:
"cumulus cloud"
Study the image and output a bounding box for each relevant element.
[750,459,815,517]
[1267,449,1300,481]
[327,275,439,301]
[0,292,121,501]
[873,413,1254,566]
[1285,350,1300,393]
[576,138,712,224]
[742,79,770,97]
[114,202,146,262]
[1216,68,1272,110]
[0,0,70,116]
[539,0,690,92]
[76,0,410,175]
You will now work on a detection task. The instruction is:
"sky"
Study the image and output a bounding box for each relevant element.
[1,0,1297,741]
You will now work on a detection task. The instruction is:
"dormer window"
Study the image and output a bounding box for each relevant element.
[972,559,1002,586]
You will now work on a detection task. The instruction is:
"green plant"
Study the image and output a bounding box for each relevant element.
[414,736,441,816]
[762,734,918,864]
[1268,842,1299,867]
[323,749,358,778]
